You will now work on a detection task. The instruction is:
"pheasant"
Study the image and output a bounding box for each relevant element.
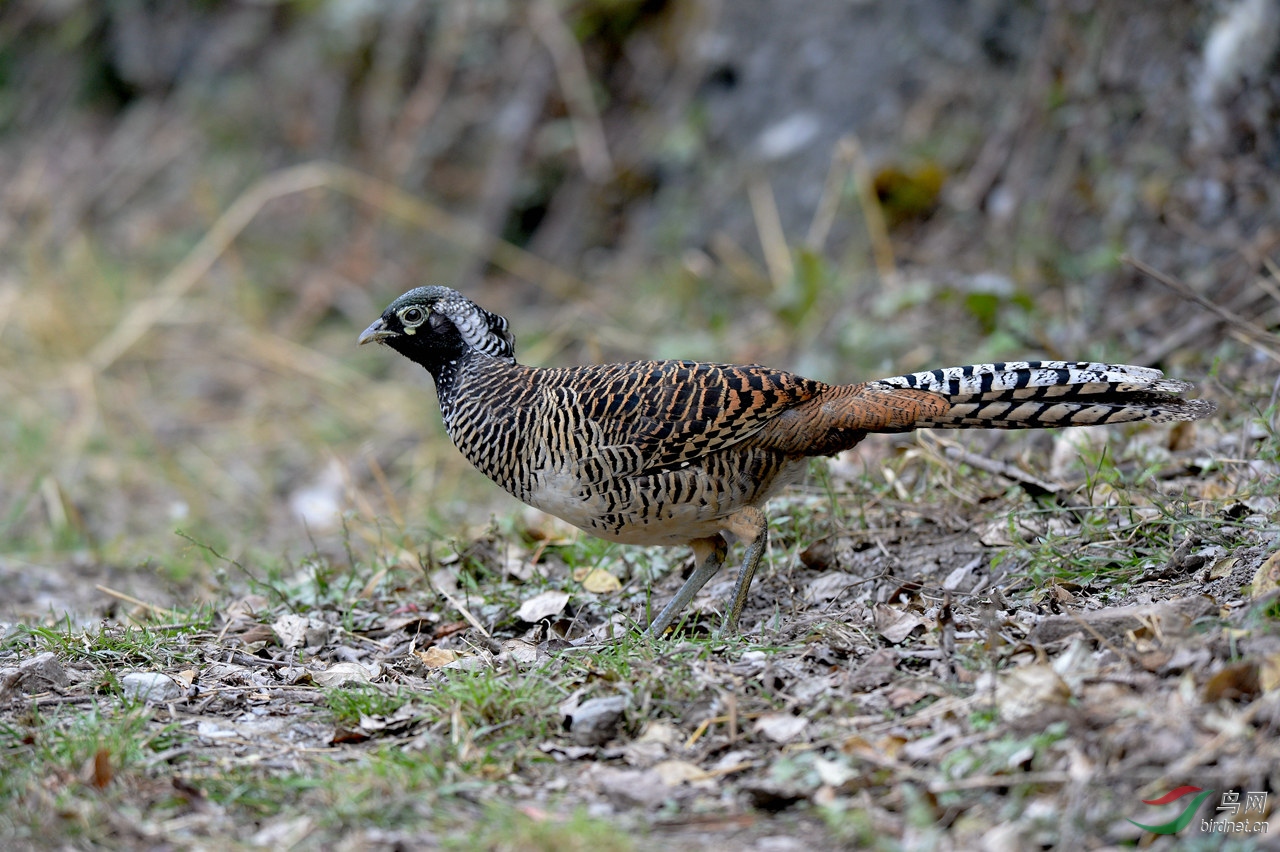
[359,287,1215,636]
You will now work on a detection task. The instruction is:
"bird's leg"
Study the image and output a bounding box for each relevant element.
[646,534,728,636]
[721,506,769,634]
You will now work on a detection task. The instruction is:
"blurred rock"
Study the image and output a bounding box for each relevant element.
[120,671,181,703]
[564,695,628,746]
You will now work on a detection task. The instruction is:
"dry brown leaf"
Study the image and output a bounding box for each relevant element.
[416,647,463,667]
[1203,661,1261,703]
[91,749,112,789]
[231,624,276,647]
[885,685,930,710]
[371,613,438,637]
[1260,654,1280,693]
[636,721,681,745]
[1200,481,1237,501]
[653,759,708,786]
[1251,549,1280,598]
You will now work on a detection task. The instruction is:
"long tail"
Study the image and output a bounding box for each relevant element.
[867,361,1216,429]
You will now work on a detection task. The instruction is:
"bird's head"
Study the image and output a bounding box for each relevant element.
[358,286,517,370]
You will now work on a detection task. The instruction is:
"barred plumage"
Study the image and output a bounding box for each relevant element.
[360,287,1216,636]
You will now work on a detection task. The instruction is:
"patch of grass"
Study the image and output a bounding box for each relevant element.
[937,722,1069,793]
[439,667,560,729]
[198,746,451,827]
[12,616,212,669]
[0,703,189,844]
[194,751,637,847]
[817,798,883,849]
[993,493,1254,591]
[449,803,638,852]
[325,685,419,727]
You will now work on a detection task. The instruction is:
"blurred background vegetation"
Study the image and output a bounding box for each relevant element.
[1,0,1275,617]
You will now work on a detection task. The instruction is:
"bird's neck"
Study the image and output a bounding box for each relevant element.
[427,353,465,414]
[426,348,516,432]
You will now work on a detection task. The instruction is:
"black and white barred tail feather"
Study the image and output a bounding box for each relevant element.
[867,361,1216,429]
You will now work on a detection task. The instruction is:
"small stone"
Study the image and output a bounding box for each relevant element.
[565,695,628,746]
[14,652,68,693]
[120,671,181,703]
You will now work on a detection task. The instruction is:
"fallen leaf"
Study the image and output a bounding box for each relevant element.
[521,509,579,545]
[1260,654,1280,693]
[873,604,926,644]
[991,664,1071,720]
[1252,549,1280,598]
[91,749,112,788]
[580,568,621,594]
[636,721,681,745]
[1209,557,1237,580]
[443,655,487,671]
[804,572,859,603]
[1203,661,1260,703]
[885,685,929,710]
[500,639,540,663]
[416,647,462,667]
[369,613,437,638]
[813,755,857,787]
[314,662,376,687]
[977,519,1014,547]
[273,613,309,649]
[231,624,276,647]
[516,591,570,622]
[842,733,907,761]
[753,713,809,744]
[847,648,899,691]
[357,714,387,733]
[653,759,708,786]
[330,727,369,745]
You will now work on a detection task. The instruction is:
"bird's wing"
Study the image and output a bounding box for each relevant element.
[540,360,823,479]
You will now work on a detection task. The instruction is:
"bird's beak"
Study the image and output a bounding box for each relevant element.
[358,318,397,346]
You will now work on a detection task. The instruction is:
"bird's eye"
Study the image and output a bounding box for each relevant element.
[401,307,425,325]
